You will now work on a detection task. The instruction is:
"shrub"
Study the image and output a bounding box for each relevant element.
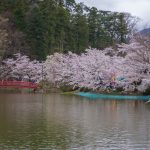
[143,86,150,95]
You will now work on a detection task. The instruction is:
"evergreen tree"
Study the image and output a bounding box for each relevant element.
[54,6,70,52]
[39,0,57,54]
[118,13,129,43]
[65,0,75,11]
[72,3,89,53]
[0,0,137,59]
[13,0,28,31]
[26,6,48,60]
[88,7,98,48]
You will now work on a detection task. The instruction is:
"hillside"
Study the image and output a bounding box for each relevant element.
[0,13,31,59]
[0,0,137,60]
[140,28,150,36]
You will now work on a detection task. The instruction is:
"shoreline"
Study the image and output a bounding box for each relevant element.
[0,86,149,96]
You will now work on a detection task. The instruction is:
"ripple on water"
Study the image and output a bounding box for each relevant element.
[0,94,150,150]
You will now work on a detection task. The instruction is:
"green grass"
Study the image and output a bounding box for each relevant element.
[61,91,76,95]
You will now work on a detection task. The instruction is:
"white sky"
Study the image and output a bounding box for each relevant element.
[76,0,150,29]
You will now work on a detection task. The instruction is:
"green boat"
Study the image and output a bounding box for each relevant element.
[75,92,150,101]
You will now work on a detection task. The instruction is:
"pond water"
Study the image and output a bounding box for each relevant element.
[0,93,150,150]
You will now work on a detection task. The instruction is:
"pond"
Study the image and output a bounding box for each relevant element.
[0,93,150,150]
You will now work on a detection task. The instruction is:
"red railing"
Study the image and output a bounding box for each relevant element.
[0,80,39,89]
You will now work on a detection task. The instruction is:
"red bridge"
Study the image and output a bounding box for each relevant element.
[0,81,39,89]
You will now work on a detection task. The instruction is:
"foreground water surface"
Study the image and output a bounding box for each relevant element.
[0,93,150,150]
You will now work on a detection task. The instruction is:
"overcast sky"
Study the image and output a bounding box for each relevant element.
[76,0,150,29]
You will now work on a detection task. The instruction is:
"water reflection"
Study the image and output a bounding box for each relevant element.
[0,93,150,150]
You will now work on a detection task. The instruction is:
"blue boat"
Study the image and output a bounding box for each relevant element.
[75,92,150,100]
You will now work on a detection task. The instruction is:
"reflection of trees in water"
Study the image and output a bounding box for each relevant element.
[104,100,146,112]
[0,94,150,149]
[127,100,145,113]
[0,94,84,150]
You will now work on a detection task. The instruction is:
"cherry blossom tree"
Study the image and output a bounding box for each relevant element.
[0,36,149,93]
[0,53,43,82]
[44,39,150,92]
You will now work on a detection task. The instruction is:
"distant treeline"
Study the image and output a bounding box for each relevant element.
[0,0,137,60]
